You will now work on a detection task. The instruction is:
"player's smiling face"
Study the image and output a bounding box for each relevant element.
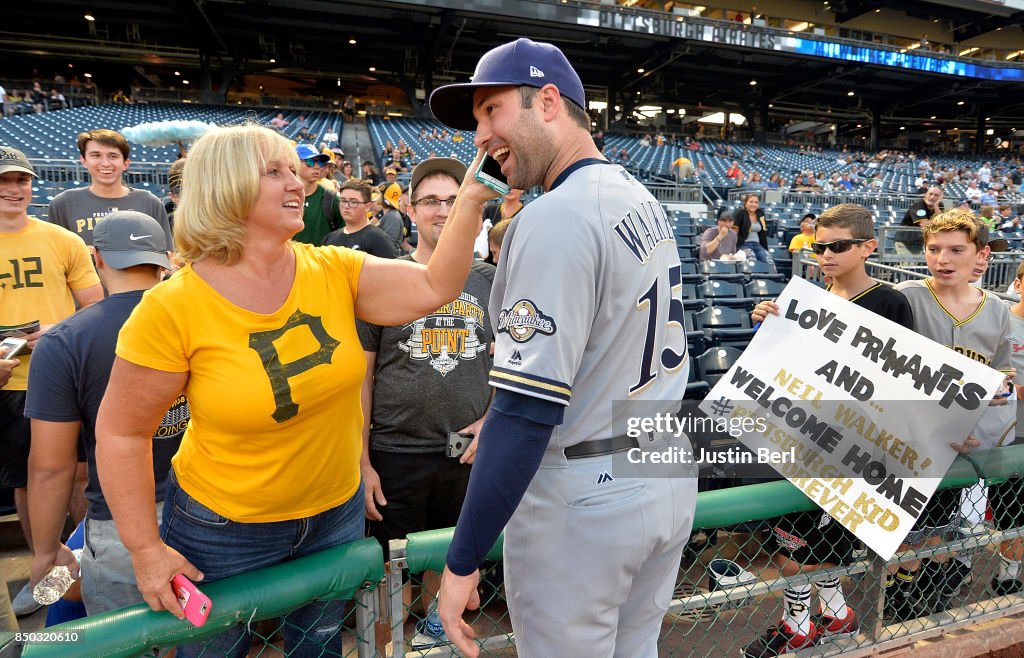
[80,141,128,186]
[472,85,554,191]
[250,154,304,239]
[0,171,32,218]
[925,230,978,288]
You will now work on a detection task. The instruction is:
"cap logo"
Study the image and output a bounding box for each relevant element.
[529,66,545,78]
[129,233,152,241]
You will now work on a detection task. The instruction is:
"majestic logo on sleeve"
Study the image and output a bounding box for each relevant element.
[399,291,488,376]
[497,299,556,343]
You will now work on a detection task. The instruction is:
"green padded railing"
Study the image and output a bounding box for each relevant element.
[21,537,384,658]
[402,446,1024,574]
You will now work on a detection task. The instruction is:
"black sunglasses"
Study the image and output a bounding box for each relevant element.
[810,238,870,255]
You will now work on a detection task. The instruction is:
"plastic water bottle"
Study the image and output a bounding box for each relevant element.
[32,549,83,605]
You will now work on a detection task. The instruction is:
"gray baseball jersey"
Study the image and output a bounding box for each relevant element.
[488,160,688,447]
[894,279,1012,372]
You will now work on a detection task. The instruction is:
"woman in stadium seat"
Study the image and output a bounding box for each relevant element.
[95,124,486,657]
[732,192,770,262]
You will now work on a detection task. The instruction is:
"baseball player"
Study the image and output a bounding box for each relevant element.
[429,38,697,657]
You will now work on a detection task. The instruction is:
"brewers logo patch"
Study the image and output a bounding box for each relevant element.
[496,299,556,343]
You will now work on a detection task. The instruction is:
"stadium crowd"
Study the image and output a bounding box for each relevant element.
[1,98,1023,657]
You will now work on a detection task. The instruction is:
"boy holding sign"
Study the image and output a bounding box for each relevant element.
[750,204,914,655]
[894,212,1015,616]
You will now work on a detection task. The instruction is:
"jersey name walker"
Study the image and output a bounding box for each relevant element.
[489,161,688,447]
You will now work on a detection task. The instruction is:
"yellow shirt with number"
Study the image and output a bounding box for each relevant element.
[116,242,366,522]
[0,218,99,390]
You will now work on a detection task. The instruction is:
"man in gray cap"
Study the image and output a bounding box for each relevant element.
[358,157,494,650]
[25,210,188,616]
[0,145,102,617]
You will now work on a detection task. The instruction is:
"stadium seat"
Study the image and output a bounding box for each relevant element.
[696,306,757,350]
[744,279,787,301]
[698,280,753,310]
[695,346,744,388]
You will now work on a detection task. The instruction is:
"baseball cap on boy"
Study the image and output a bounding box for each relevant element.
[0,147,37,177]
[93,210,172,270]
[429,38,585,131]
[295,144,329,164]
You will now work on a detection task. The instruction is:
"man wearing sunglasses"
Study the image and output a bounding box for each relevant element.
[292,144,342,245]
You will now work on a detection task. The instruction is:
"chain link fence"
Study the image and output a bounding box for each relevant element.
[14,446,1024,657]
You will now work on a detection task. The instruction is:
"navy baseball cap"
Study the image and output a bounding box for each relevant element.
[93,210,171,270]
[429,38,586,131]
[295,144,329,163]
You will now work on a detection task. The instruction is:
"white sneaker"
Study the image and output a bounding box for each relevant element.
[13,583,43,617]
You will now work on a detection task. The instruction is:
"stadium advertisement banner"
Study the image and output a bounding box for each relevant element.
[698,277,1005,560]
[578,8,1023,82]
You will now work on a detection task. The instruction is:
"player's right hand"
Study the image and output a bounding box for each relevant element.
[438,566,481,657]
[130,542,203,619]
[751,300,779,325]
[360,461,386,521]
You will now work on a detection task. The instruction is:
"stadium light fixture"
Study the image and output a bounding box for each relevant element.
[930,115,936,119]
[369,66,376,72]
[957,100,965,105]
[900,126,905,130]
[637,68,645,73]
[269,58,276,63]
[182,80,189,85]
[749,79,757,86]
[84,13,95,21]
[960,47,979,56]
[174,71,180,76]
[1007,50,1024,60]
[847,90,854,96]
[790,22,809,32]
[84,73,92,78]
[349,39,357,45]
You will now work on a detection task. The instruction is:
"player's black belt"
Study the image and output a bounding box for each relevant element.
[564,434,641,459]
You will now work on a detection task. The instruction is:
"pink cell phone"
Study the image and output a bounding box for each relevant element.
[171,574,212,627]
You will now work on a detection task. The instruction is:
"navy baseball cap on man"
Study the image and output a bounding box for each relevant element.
[429,38,586,131]
[295,144,329,164]
[93,210,171,270]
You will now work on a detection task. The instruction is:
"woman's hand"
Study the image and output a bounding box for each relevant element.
[131,542,204,619]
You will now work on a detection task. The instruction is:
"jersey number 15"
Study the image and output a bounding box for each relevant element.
[631,263,687,396]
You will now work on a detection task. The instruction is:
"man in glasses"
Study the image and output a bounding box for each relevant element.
[358,157,494,650]
[751,204,914,654]
[292,144,342,245]
[323,180,396,258]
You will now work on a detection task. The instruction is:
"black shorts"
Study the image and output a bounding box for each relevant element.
[767,509,855,566]
[915,487,962,531]
[367,448,472,561]
[0,390,30,488]
[990,477,1024,531]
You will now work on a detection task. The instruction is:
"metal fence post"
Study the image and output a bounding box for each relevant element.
[355,582,380,658]
[389,539,409,658]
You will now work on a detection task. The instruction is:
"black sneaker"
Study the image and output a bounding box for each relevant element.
[743,621,817,657]
[883,589,919,623]
[991,578,1024,596]
[940,560,973,599]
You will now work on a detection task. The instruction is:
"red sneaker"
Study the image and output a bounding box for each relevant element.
[815,606,858,641]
